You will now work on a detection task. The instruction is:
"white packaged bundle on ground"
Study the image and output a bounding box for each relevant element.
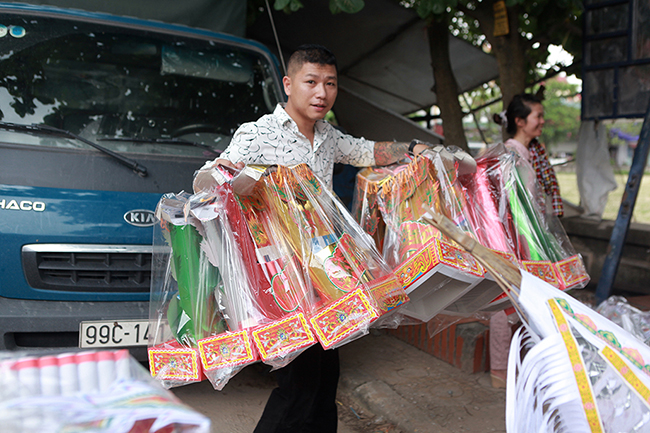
[0,349,210,433]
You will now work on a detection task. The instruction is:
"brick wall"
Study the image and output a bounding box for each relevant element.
[387,318,491,374]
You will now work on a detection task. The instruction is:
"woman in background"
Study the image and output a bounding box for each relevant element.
[497,92,564,218]
[489,92,563,388]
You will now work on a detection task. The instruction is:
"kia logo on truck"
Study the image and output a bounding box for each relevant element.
[124,209,157,227]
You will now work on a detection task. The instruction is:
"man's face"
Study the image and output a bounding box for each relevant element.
[283,62,338,125]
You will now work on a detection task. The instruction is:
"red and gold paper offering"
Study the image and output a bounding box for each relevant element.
[149,164,409,389]
[352,144,589,321]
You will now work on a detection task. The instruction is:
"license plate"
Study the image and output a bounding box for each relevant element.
[79,319,150,348]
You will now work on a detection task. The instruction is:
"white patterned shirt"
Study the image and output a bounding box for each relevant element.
[208,104,376,188]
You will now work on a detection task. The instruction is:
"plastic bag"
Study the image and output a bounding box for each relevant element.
[192,177,317,372]
[149,162,408,387]
[471,144,590,290]
[244,163,409,349]
[353,148,489,322]
[352,142,590,323]
[0,349,210,433]
[596,296,650,345]
[148,192,227,388]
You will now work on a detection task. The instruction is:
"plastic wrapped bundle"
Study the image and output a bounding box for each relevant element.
[456,148,523,314]
[419,210,650,433]
[424,146,476,237]
[149,183,312,388]
[377,156,443,268]
[353,150,487,322]
[351,167,391,252]
[459,155,518,257]
[0,349,210,433]
[148,192,226,388]
[192,179,317,373]
[244,163,409,350]
[424,146,518,316]
[475,144,589,290]
[509,272,650,433]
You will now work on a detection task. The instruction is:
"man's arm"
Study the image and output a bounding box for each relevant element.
[373,141,432,166]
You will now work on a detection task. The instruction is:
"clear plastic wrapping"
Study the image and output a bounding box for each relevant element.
[468,144,589,290]
[351,167,391,253]
[247,164,409,345]
[148,192,231,389]
[596,296,650,345]
[210,170,318,370]
[353,148,488,322]
[0,349,210,433]
[149,163,409,389]
[511,272,650,433]
[351,143,590,322]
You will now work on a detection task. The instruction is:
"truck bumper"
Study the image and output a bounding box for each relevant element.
[0,296,150,361]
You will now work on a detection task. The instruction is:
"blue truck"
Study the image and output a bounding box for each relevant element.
[0,3,283,359]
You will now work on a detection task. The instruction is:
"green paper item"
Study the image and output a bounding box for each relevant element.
[508,168,563,262]
[167,223,222,345]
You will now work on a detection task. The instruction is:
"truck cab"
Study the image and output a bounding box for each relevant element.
[0,3,283,358]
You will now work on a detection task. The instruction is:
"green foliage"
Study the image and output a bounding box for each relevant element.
[605,120,643,148]
[538,78,581,147]
[273,0,364,14]
[460,77,583,148]
[459,82,504,144]
[330,0,365,14]
[414,0,458,18]
[274,0,303,13]
[403,0,583,83]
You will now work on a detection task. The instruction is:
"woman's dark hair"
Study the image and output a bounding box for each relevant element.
[287,44,338,76]
[494,93,542,135]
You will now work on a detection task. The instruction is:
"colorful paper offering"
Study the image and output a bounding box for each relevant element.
[148,343,203,383]
[377,156,443,268]
[183,165,320,371]
[249,163,408,347]
[148,193,225,388]
[148,162,408,387]
[460,160,517,256]
[251,312,316,362]
[352,143,590,321]
[352,150,488,322]
[474,145,589,290]
[352,166,395,253]
[150,190,264,390]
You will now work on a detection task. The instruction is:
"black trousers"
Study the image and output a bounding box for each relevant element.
[253,344,340,433]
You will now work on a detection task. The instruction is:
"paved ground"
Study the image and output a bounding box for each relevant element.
[173,330,506,433]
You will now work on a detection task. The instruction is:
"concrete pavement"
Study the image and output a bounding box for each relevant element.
[173,330,506,433]
[339,331,506,432]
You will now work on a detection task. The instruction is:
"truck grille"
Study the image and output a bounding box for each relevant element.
[22,244,152,293]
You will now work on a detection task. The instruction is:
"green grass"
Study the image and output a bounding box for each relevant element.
[556,171,650,223]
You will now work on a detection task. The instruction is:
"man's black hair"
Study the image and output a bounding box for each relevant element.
[287,44,338,75]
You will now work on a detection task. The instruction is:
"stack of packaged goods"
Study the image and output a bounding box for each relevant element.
[148,164,408,389]
[0,349,210,433]
[352,144,589,322]
[353,147,485,322]
[462,144,589,291]
[149,189,265,390]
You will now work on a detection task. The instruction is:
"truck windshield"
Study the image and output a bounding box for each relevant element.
[0,13,283,157]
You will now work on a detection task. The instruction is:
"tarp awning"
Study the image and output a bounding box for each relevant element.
[247,0,499,116]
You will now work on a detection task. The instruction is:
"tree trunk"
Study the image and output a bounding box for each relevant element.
[427,17,469,152]
[465,1,528,107]
[490,6,527,109]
